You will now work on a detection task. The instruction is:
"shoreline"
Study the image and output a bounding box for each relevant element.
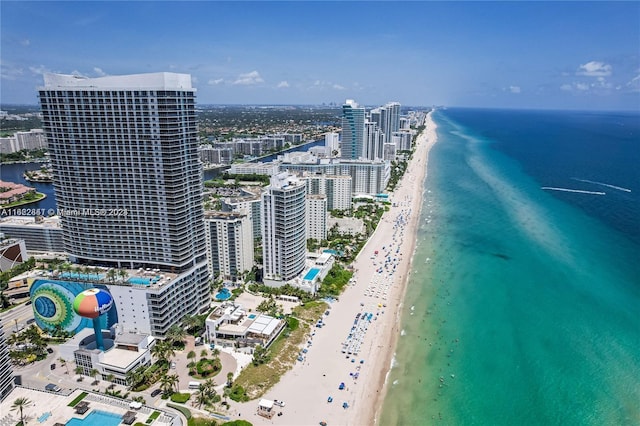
[228,110,439,425]
[367,110,439,425]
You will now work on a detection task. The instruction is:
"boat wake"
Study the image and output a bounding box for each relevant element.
[571,178,632,193]
[541,187,605,195]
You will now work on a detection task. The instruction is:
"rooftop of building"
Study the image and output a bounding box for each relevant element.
[204,210,248,220]
[207,302,283,337]
[35,264,179,290]
[42,72,193,91]
[0,215,61,228]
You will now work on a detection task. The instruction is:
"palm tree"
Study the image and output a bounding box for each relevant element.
[193,390,207,409]
[151,340,169,364]
[165,325,187,345]
[168,373,180,393]
[159,375,175,396]
[89,368,100,385]
[226,372,234,388]
[11,397,32,424]
[105,373,116,389]
[75,366,85,377]
[187,361,196,375]
[58,357,69,375]
[200,349,208,360]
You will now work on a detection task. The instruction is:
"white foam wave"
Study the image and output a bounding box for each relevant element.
[541,187,605,195]
[571,178,632,193]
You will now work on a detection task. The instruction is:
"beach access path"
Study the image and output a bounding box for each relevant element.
[228,110,438,426]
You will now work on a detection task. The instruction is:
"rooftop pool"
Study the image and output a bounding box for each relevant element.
[66,410,122,426]
[303,268,321,281]
[128,276,160,285]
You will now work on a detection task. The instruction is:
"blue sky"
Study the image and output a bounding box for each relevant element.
[1,1,639,110]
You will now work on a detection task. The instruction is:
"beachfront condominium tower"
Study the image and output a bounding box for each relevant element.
[341,99,365,160]
[0,318,13,401]
[204,211,255,282]
[382,102,401,142]
[261,173,307,282]
[38,73,210,322]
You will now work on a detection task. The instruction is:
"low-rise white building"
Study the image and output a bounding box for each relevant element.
[64,328,154,386]
[205,302,285,350]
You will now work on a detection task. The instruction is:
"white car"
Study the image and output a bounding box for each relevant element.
[274,399,285,407]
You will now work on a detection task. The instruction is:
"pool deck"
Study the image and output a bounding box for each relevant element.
[0,387,177,426]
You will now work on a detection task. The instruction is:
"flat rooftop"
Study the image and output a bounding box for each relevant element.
[100,347,145,370]
[0,215,61,228]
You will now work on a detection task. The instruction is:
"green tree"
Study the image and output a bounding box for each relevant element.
[89,368,100,384]
[159,375,175,396]
[11,397,32,424]
[165,324,186,345]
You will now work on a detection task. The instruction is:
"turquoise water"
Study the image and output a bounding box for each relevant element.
[380,110,640,425]
[304,268,321,281]
[65,410,122,426]
[215,288,231,300]
[128,276,160,285]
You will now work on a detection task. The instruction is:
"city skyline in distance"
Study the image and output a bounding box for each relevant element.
[1,1,639,111]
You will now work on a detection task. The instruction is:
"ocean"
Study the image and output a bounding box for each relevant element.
[380,109,640,425]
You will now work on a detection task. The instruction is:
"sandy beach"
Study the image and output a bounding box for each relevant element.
[230,110,438,425]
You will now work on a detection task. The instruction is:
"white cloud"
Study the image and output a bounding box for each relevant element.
[71,70,87,78]
[332,84,345,90]
[208,78,224,85]
[577,61,612,77]
[28,65,50,75]
[232,70,264,86]
[1,64,24,81]
[626,74,640,92]
[277,81,289,88]
[509,86,521,94]
[575,82,589,91]
[560,84,573,92]
[20,39,30,47]
[93,67,107,77]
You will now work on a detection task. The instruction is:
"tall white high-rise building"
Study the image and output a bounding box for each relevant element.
[325,132,340,157]
[364,120,385,161]
[304,174,352,211]
[204,211,254,282]
[261,173,307,282]
[340,100,365,160]
[0,318,13,401]
[306,195,327,242]
[38,73,210,334]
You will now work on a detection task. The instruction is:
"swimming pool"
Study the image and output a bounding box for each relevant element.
[303,268,321,281]
[128,276,160,285]
[248,314,257,319]
[66,410,122,426]
[215,288,231,300]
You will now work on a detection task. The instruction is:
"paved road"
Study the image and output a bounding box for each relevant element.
[0,302,35,335]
